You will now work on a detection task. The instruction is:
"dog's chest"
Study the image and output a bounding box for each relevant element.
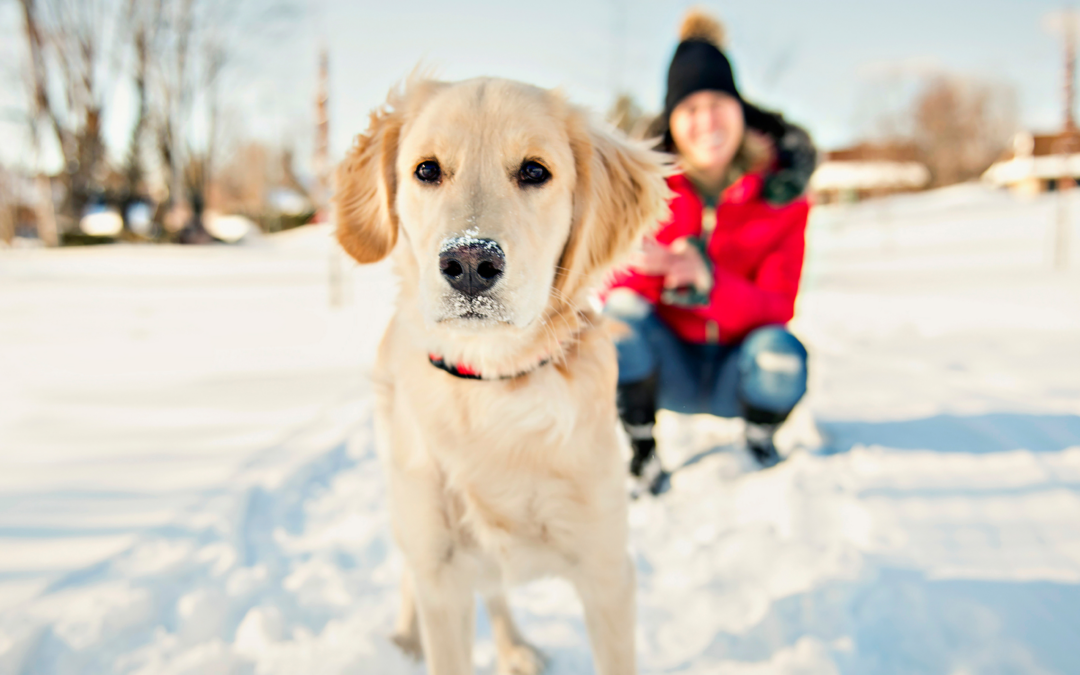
[458,477,586,578]
[413,379,596,571]
[388,334,620,577]
[419,369,583,452]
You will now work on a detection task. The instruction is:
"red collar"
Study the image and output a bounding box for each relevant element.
[428,353,551,381]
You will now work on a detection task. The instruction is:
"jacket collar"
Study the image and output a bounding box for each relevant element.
[668,171,764,206]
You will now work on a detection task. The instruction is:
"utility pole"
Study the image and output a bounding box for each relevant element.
[312,46,330,212]
[314,46,346,307]
[609,0,627,102]
[1066,13,1077,134]
[1055,12,1078,271]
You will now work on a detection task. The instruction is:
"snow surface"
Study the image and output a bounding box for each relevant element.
[1,184,1079,674]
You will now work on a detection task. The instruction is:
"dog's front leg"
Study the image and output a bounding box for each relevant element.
[484,592,545,675]
[391,570,423,659]
[412,559,477,675]
[385,451,476,671]
[571,554,637,675]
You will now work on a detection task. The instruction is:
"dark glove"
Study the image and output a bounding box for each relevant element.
[744,104,818,206]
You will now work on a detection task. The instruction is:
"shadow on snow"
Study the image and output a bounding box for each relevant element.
[819,413,1080,455]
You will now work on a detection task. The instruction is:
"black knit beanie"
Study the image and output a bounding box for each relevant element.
[664,39,742,119]
[659,10,743,151]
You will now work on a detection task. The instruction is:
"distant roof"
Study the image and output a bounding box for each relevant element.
[825,141,921,163]
[983,155,1080,185]
[1000,130,1080,160]
[811,161,930,191]
[983,129,1080,185]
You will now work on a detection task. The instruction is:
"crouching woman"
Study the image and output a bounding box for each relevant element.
[607,9,816,495]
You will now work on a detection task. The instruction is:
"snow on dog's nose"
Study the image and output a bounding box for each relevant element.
[439,236,505,297]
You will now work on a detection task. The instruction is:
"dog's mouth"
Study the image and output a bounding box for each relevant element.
[436,292,514,326]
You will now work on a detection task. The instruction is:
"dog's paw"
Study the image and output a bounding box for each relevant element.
[390,631,424,661]
[497,642,546,675]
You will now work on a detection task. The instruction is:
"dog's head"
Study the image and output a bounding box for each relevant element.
[336,77,668,357]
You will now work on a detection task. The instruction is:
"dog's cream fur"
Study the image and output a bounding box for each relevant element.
[335,76,668,675]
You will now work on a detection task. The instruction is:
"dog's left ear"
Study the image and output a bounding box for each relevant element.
[334,102,404,264]
[557,113,671,298]
[335,77,445,263]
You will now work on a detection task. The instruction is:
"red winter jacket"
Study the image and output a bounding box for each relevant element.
[608,172,809,345]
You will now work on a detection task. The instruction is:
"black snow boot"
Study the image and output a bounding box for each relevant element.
[743,406,786,469]
[618,375,669,496]
[745,423,781,468]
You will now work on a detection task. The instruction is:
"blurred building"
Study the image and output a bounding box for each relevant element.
[982,130,1080,195]
[810,142,930,204]
[0,168,63,244]
[985,14,1080,195]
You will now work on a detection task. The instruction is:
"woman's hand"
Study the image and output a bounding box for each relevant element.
[629,237,713,294]
[663,238,712,292]
[627,236,675,276]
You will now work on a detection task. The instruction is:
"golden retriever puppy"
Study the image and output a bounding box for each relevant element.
[335,76,668,675]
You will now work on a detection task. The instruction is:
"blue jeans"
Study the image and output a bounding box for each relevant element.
[609,301,808,422]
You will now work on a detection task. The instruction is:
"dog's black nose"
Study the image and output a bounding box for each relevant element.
[439,238,505,296]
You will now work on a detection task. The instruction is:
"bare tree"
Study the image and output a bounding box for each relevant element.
[0,166,14,244]
[15,0,300,242]
[209,140,311,228]
[140,0,302,237]
[118,0,162,221]
[139,0,235,240]
[912,75,1018,187]
[211,141,270,216]
[606,93,656,140]
[859,71,1018,189]
[18,0,127,233]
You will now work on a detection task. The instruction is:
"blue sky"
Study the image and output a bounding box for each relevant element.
[0,0,1068,174]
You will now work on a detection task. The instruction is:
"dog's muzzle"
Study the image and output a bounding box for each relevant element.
[439,236,505,297]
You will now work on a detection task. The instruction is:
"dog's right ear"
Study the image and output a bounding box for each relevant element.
[555,111,671,299]
[334,104,404,264]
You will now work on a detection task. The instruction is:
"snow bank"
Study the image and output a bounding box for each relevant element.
[1,189,1079,674]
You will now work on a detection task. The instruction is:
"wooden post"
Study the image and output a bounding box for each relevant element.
[1052,132,1079,271]
[329,246,345,308]
[1056,174,1073,271]
[0,168,11,244]
[34,174,59,247]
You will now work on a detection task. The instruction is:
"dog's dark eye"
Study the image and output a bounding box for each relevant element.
[415,160,441,184]
[518,160,550,186]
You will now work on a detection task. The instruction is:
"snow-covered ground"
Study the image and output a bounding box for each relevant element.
[1,185,1079,674]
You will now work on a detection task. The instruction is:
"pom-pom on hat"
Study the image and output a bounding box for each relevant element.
[678,8,726,46]
[664,8,741,119]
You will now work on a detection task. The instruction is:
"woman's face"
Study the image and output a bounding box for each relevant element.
[669,90,744,174]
